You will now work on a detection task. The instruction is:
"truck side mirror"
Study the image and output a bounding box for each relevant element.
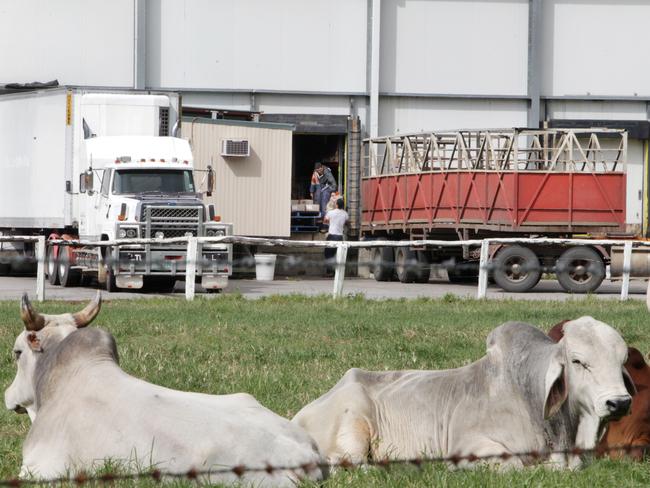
[79,170,94,194]
[207,165,214,197]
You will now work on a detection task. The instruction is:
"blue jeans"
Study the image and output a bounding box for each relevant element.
[320,188,333,215]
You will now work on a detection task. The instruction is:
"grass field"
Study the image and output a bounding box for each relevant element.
[1,294,650,486]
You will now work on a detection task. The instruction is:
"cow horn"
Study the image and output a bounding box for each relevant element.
[72,291,102,328]
[20,294,45,331]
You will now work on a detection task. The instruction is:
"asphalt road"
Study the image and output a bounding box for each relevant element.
[0,275,647,302]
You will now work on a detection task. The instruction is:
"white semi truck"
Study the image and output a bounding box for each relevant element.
[0,87,232,292]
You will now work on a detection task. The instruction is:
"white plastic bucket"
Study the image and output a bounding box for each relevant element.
[254,254,277,281]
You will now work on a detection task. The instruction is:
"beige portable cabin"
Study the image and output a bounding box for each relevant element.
[183,118,293,237]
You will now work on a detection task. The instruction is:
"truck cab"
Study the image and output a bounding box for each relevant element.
[77,135,232,291]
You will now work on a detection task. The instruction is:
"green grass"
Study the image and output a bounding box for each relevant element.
[1,294,650,486]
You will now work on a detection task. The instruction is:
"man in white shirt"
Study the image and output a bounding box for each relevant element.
[323,198,349,276]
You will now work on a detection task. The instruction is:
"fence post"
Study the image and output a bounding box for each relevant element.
[477,239,489,299]
[35,236,46,302]
[332,243,349,299]
[185,237,197,301]
[620,241,633,301]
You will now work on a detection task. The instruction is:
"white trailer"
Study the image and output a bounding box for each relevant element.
[0,87,232,292]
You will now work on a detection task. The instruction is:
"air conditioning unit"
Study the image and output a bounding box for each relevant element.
[221,139,250,157]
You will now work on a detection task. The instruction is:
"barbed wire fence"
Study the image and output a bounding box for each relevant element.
[1,236,649,485]
[0,441,648,486]
[0,235,649,302]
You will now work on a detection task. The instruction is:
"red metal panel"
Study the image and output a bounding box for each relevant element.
[361,172,626,231]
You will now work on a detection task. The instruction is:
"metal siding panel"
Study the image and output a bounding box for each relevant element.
[546,101,648,122]
[542,1,650,97]
[0,0,135,86]
[380,0,529,96]
[151,0,367,93]
[183,120,292,237]
[378,97,528,136]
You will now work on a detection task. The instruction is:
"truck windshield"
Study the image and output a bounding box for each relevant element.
[112,170,195,194]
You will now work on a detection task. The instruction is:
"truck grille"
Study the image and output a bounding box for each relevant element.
[142,206,202,238]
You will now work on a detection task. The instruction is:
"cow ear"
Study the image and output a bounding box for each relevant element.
[623,368,637,397]
[26,332,43,352]
[544,355,568,419]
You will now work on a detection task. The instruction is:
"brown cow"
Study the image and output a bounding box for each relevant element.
[548,320,650,460]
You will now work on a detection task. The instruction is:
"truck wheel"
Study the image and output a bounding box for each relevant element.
[414,251,431,283]
[556,247,605,293]
[47,245,59,285]
[0,261,10,276]
[493,246,541,292]
[395,248,418,283]
[372,247,394,282]
[58,249,81,287]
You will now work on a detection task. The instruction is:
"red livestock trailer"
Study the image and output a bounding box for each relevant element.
[360,128,635,292]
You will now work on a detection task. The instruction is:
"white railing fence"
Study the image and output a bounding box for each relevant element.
[1,235,649,302]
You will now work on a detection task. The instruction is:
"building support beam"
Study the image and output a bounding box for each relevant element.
[527,0,542,128]
[368,0,381,138]
[134,0,147,89]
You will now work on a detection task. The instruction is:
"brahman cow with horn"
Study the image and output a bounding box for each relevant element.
[293,317,635,469]
[549,319,650,460]
[5,293,325,486]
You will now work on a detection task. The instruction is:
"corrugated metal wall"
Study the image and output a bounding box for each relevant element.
[183,119,293,237]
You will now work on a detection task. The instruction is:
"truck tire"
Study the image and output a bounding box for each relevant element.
[58,248,81,287]
[556,247,605,293]
[395,248,418,283]
[47,245,59,285]
[414,251,431,283]
[493,245,541,293]
[372,247,394,282]
[0,262,10,276]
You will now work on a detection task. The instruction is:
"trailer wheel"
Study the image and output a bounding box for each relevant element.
[58,248,81,287]
[414,251,431,283]
[57,247,81,288]
[372,247,394,282]
[493,246,541,292]
[395,248,418,283]
[47,245,59,285]
[556,247,605,293]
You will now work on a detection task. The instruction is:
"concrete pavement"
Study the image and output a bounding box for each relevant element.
[0,275,646,302]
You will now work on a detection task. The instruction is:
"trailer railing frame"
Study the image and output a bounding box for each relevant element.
[363,128,627,177]
[1,235,649,302]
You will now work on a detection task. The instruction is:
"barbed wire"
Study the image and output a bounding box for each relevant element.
[2,235,646,301]
[0,441,648,486]
[0,254,618,272]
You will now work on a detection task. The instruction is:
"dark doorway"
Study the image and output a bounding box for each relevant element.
[292,134,344,200]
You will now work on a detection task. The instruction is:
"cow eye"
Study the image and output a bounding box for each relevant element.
[572,359,588,370]
[13,350,21,361]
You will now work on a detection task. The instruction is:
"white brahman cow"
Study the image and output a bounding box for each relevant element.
[5,293,325,486]
[293,318,635,469]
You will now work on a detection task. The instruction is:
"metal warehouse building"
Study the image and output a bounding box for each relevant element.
[2,0,650,237]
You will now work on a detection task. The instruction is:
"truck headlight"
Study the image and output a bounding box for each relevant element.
[117,228,138,239]
[206,228,225,237]
[155,231,165,239]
